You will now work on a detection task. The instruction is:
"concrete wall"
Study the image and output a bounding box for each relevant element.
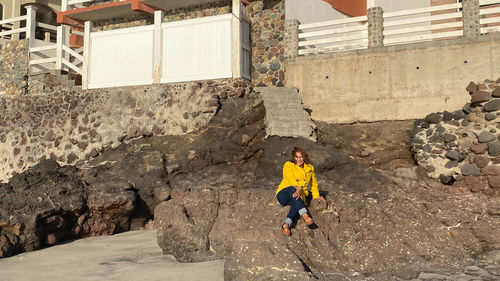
[285,35,500,123]
[374,0,429,12]
[285,0,345,24]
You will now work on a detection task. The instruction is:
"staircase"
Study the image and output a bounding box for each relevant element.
[257,87,317,141]
[28,70,82,92]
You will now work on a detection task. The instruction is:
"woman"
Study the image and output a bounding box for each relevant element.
[276,147,326,236]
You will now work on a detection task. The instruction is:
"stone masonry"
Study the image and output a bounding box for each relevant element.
[93,0,231,32]
[367,7,384,48]
[0,40,28,96]
[463,0,481,38]
[284,18,299,59]
[247,0,286,87]
[258,87,316,141]
[0,78,252,183]
[411,78,500,196]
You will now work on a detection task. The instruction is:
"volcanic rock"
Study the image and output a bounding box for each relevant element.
[484,100,500,112]
[461,164,481,176]
[478,131,496,143]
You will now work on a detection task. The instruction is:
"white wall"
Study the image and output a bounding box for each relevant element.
[375,0,430,12]
[285,0,346,24]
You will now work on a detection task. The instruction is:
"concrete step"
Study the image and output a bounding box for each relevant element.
[256,87,316,141]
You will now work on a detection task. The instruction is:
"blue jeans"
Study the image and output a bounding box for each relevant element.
[276,186,308,227]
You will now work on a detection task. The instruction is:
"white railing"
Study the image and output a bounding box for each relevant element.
[383,2,463,46]
[479,0,500,34]
[298,15,368,56]
[29,24,83,75]
[0,15,28,41]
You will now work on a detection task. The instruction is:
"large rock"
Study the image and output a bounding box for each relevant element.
[488,141,500,156]
[461,164,481,176]
[471,91,491,103]
[478,131,497,143]
[483,100,500,112]
[0,160,86,257]
[153,130,500,280]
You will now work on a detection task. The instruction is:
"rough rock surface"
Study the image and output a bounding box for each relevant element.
[0,158,141,258]
[2,92,500,280]
[411,79,500,195]
[147,93,498,280]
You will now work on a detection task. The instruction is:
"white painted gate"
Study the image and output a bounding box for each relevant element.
[161,14,232,83]
[88,25,154,89]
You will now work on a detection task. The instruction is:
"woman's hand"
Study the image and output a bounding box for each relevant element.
[292,187,301,200]
[314,196,327,203]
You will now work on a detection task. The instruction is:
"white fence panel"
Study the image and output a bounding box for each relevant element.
[89,25,154,89]
[298,15,368,56]
[161,14,232,83]
[479,1,500,34]
[383,2,463,46]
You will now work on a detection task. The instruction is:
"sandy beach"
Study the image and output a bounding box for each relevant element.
[0,230,224,281]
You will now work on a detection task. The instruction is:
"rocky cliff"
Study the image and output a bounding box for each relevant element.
[1,91,499,280]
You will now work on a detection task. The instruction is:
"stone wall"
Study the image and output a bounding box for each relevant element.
[0,40,28,96]
[0,78,251,183]
[410,79,500,196]
[246,0,286,87]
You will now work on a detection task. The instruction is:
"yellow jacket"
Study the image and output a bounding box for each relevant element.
[276,161,319,201]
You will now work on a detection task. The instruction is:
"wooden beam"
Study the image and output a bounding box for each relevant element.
[57,14,84,28]
[131,0,162,14]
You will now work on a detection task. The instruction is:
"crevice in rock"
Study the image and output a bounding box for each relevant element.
[205,193,220,253]
[286,245,319,279]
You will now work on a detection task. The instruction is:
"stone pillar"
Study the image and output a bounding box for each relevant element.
[462,0,480,38]
[367,7,384,48]
[284,19,300,59]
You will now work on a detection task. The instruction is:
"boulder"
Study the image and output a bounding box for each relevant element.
[445,151,460,161]
[492,87,500,97]
[488,141,500,156]
[481,165,500,176]
[478,131,497,143]
[471,91,491,103]
[461,164,481,176]
[471,143,488,154]
[425,113,443,124]
[483,100,500,112]
[0,160,85,256]
[466,82,478,93]
[473,155,489,168]
[488,175,500,188]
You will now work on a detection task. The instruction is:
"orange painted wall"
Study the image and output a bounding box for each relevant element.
[322,0,367,17]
